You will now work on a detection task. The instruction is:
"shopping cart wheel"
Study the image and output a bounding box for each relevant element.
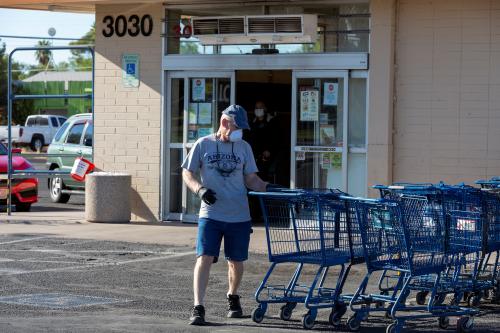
[347,314,361,332]
[302,311,316,330]
[329,304,347,327]
[438,316,449,329]
[466,293,481,307]
[457,316,474,333]
[251,307,265,323]
[386,322,400,333]
[416,291,428,305]
[494,286,500,303]
[279,303,294,321]
[433,293,447,306]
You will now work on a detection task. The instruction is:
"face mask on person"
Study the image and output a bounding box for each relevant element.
[229,129,243,142]
[254,108,265,118]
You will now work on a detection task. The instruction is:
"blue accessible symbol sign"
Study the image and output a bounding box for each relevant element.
[122,54,140,88]
[126,63,136,75]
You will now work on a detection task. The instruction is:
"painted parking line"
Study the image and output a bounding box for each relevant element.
[0,250,196,276]
[0,236,51,245]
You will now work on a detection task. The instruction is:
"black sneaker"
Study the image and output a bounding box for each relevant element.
[189,305,206,325]
[227,294,243,318]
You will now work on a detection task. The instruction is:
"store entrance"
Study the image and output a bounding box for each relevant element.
[163,67,367,222]
[236,70,291,223]
[236,70,292,187]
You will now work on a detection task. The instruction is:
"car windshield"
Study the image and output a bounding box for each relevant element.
[0,143,7,155]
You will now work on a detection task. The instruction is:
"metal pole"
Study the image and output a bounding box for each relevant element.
[7,51,13,215]
[91,47,95,163]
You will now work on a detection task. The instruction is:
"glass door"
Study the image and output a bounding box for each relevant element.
[165,71,235,222]
[291,70,349,191]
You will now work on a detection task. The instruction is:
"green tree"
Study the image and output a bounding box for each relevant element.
[301,42,321,53]
[12,83,34,126]
[56,61,70,71]
[0,39,34,125]
[69,23,95,71]
[180,42,200,55]
[35,40,54,69]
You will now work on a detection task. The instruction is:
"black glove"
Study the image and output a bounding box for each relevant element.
[266,183,286,192]
[197,187,217,205]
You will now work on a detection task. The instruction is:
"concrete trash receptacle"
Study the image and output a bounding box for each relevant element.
[85,172,131,223]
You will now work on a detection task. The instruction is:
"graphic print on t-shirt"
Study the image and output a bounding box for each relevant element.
[206,151,241,178]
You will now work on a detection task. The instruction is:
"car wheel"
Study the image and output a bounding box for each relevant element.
[49,168,70,203]
[15,203,31,212]
[31,136,44,152]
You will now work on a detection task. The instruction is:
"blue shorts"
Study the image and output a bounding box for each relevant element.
[196,218,252,263]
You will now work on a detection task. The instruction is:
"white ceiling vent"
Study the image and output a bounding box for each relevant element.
[247,16,303,34]
[191,14,317,45]
[192,16,245,36]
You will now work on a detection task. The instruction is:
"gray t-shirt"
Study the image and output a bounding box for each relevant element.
[181,134,258,223]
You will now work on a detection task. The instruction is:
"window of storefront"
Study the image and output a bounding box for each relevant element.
[164,3,369,55]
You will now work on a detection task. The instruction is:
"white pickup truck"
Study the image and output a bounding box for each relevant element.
[0,115,68,151]
[0,125,23,144]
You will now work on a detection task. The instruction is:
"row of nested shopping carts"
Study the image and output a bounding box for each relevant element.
[249,177,500,333]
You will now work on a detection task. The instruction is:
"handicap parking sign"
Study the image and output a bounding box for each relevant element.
[126,63,136,75]
[122,54,139,88]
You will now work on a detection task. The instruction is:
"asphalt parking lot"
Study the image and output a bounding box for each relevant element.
[0,232,498,333]
[2,153,500,332]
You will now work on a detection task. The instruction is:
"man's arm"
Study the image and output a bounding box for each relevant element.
[182,169,202,194]
[244,172,267,192]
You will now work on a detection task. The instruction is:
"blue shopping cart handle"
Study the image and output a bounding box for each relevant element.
[338,195,386,203]
[248,190,306,197]
[476,179,500,185]
[373,184,435,190]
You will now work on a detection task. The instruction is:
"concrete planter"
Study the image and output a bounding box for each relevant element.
[85,172,131,223]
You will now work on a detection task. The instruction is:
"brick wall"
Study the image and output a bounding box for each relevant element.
[367,0,396,196]
[94,4,163,221]
[394,0,500,183]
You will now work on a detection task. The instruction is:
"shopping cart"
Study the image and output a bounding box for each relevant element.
[249,189,363,329]
[476,177,500,190]
[347,195,477,333]
[475,177,500,302]
[374,183,500,307]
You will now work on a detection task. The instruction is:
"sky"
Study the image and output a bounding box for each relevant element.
[0,8,94,66]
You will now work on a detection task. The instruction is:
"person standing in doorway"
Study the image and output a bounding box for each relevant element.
[247,101,278,182]
[182,104,270,325]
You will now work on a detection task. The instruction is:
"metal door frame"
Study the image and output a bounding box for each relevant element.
[290,70,349,191]
[162,70,235,222]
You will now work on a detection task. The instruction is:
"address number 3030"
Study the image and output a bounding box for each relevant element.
[102,14,153,37]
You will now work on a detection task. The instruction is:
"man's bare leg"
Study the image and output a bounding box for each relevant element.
[226,260,244,318]
[193,255,214,305]
[227,260,244,296]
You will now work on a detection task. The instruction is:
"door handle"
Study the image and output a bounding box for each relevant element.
[58,148,64,152]
[77,150,82,155]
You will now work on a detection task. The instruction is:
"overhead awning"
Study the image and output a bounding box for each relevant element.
[0,0,163,13]
[1,0,367,13]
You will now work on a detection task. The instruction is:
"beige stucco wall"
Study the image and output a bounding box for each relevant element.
[367,0,396,196]
[94,3,163,221]
[394,0,500,184]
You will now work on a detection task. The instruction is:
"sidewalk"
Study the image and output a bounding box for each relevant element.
[0,210,269,254]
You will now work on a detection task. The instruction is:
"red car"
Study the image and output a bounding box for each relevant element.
[0,143,38,211]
